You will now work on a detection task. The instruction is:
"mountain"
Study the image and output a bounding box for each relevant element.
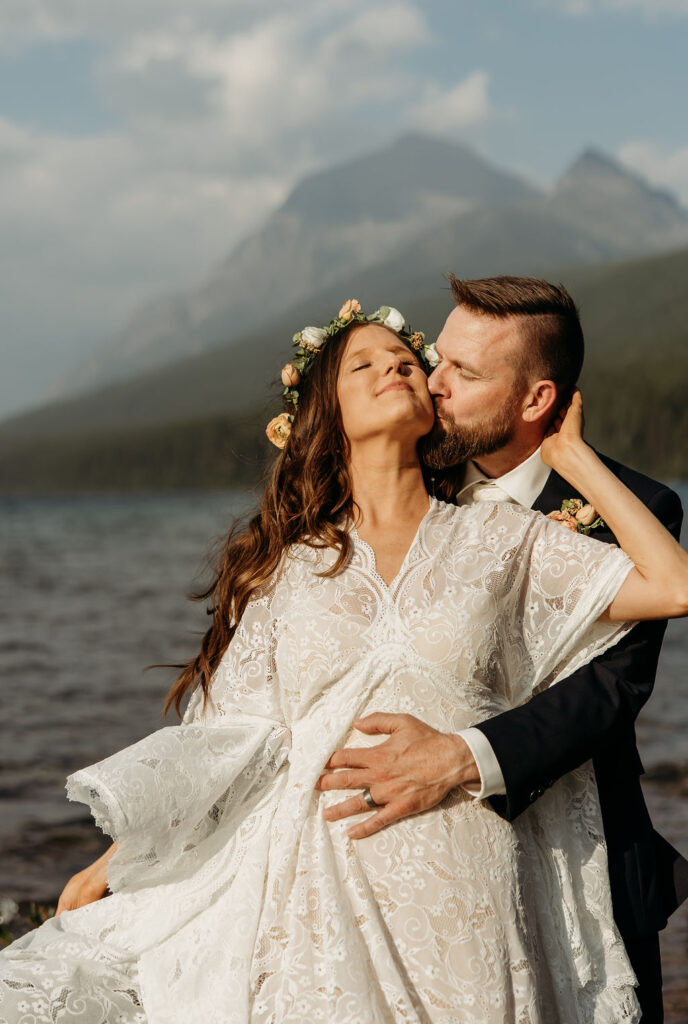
[50,133,539,399]
[548,148,688,254]
[0,205,615,448]
[43,135,688,412]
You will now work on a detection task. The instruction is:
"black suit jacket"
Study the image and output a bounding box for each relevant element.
[474,451,688,940]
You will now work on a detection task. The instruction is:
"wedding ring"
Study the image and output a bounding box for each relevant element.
[362,787,379,809]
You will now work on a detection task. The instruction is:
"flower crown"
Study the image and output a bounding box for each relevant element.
[266,299,439,448]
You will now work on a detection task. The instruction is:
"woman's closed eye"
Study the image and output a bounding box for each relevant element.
[352,359,418,373]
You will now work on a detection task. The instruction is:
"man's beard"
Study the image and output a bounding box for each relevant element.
[420,403,519,470]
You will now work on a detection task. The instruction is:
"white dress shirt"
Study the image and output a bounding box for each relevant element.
[454,446,552,799]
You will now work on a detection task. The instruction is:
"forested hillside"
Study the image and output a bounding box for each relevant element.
[1,244,687,493]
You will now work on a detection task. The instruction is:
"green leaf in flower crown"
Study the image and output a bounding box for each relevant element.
[292,332,302,344]
[377,306,390,318]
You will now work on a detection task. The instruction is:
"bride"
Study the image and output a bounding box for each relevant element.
[2,301,688,1024]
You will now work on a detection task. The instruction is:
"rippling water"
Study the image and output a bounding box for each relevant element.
[0,490,256,897]
[1,487,687,904]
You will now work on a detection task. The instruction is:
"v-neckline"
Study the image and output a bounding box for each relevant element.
[351,496,437,593]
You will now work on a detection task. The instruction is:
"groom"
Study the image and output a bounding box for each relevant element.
[316,274,688,1022]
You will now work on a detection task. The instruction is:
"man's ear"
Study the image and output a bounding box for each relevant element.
[521,379,558,424]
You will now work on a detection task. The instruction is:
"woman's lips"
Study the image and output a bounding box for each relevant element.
[378,382,413,396]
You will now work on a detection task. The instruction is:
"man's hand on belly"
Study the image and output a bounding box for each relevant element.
[315,713,480,840]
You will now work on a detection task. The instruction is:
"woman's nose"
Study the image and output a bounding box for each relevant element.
[384,353,410,376]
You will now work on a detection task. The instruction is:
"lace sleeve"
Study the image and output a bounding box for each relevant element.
[183,572,286,727]
[484,503,636,702]
[66,571,291,892]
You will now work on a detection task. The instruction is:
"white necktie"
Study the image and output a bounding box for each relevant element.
[460,480,513,505]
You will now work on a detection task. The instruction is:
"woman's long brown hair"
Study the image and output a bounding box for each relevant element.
[164,324,371,719]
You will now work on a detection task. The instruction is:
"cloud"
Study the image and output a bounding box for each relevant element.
[539,0,688,14]
[406,71,494,133]
[617,139,688,205]
[97,4,432,159]
[0,1,461,415]
[0,112,288,414]
[0,1,270,51]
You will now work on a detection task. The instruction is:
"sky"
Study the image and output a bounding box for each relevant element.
[1,0,687,419]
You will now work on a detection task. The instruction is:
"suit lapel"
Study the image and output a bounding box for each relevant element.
[532,469,584,515]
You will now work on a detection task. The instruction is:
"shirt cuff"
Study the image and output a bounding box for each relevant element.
[456,727,507,800]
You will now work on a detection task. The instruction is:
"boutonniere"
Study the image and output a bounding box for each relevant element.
[547,498,605,535]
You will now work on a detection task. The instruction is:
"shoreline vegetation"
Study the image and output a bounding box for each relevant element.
[0,410,269,495]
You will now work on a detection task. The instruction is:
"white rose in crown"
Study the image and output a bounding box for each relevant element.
[301,326,327,351]
[424,343,440,368]
[378,306,405,332]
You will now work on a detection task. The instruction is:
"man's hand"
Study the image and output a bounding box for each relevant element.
[315,713,480,840]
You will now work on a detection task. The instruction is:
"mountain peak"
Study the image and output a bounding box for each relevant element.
[278,132,540,225]
[556,147,682,210]
[384,131,480,157]
[549,145,688,256]
[564,147,626,178]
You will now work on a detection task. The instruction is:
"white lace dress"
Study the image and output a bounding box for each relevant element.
[0,498,643,1024]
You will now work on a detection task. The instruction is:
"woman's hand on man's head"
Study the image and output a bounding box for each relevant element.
[540,389,588,471]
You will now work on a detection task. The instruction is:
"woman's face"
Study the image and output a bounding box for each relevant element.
[337,324,434,447]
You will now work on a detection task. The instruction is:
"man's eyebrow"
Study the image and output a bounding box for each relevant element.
[436,347,482,375]
[456,359,482,374]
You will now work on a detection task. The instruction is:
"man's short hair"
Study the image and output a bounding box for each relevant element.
[448,274,584,401]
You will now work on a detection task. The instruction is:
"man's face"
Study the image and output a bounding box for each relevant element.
[422,305,528,469]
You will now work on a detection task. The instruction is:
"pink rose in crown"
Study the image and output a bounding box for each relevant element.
[338,299,362,321]
[281,363,301,387]
[266,413,293,449]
